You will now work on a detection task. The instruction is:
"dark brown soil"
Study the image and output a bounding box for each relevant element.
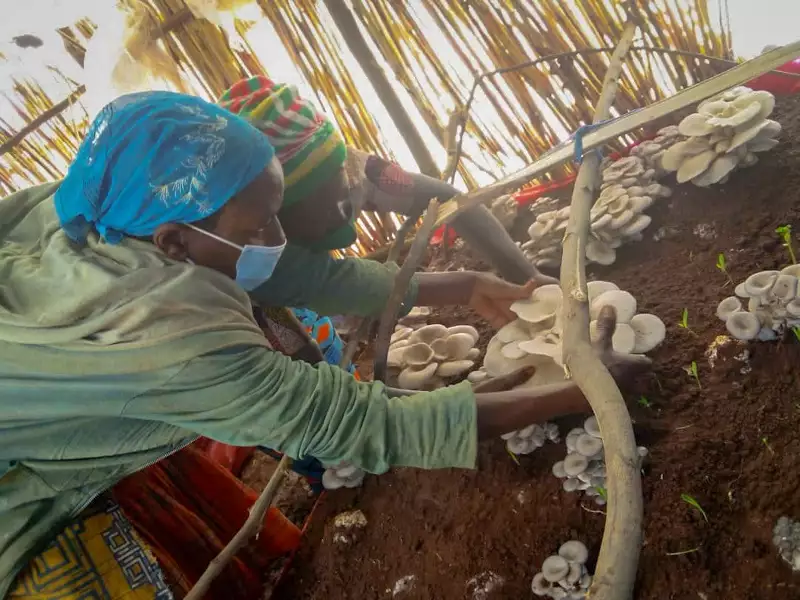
[275,94,800,600]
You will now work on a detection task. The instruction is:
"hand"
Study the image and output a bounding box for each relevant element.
[469,274,552,328]
[591,305,652,386]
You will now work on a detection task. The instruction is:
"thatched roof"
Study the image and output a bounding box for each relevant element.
[0,0,732,255]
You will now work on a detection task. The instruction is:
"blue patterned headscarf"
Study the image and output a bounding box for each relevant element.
[55,91,275,244]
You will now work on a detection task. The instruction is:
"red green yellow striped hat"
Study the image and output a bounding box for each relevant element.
[218,76,347,207]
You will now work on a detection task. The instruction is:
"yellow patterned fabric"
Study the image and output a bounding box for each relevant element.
[10,501,172,600]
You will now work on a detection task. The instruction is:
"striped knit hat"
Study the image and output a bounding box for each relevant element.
[218,76,347,207]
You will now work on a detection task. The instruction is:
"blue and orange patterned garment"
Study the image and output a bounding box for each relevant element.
[291,307,360,379]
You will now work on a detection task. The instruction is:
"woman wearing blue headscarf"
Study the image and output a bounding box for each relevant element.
[0,91,648,599]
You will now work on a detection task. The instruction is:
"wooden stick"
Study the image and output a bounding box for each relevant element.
[558,17,641,600]
[373,199,439,382]
[185,454,293,600]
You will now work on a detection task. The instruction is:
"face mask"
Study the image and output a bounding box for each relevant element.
[187,224,286,291]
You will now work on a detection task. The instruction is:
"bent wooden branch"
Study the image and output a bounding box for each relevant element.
[558,19,643,600]
[185,454,293,600]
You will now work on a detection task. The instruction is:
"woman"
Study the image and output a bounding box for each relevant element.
[217,75,546,284]
[1,91,647,598]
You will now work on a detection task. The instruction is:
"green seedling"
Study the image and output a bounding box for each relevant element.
[762,436,775,456]
[678,308,694,334]
[638,395,652,409]
[595,486,608,501]
[681,493,708,523]
[506,446,521,466]
[792,326,800,343]
[776,224,797,265]
[688,361,701,389]
[715,252,733,285]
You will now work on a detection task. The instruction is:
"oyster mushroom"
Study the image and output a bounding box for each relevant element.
[563,453,590,476]
[552,461,567,478]
[629,313,667,353]
[611,323,636,354]
[678,112,714,137]
[586,239,616,265]
[387,346,407,368]
[436,360,475,377]
[446,325,480,343]
[587,280,620,300]
[584,416,601,438]
[716,296,743,321]
[744,270,780,297]
[403,342,435,367]
[532,573,552,597]
[558,540,589,565]
[408,324,448,345]
[590,290,637,323]
[725,311,761,341]
[398,362,438,389]
[445,332,478,360]
[771,274,797,302]
[391,327,413,344]
[676,149,717,183]
[542,556,570,583]
[576,434,604,458]
[511,285,562,324]
[496,320,530,343]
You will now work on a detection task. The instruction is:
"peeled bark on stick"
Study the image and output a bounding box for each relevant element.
[184,454,293,600]
[558,19,642,600]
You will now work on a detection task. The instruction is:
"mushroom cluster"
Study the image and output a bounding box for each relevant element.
[523,156,670,268]
[389,324,480,390]
[662,86,780,186]
[322,462,365,490]
[716,265,800,341]
[490,194,519,230]
[773,516,800,571]
[551,417,607,506]
[531,540,592,599]
[480,281,666,390]
[628,125,685,177]
[501,422,560,455]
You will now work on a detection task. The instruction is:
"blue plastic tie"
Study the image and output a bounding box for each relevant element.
[572,121,606,163]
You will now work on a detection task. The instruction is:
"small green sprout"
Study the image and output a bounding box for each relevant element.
[506,447,521,466]
[792,326,800,343]
[776,224,797,265]
[762,436,775,455]
[595,486,608,501]
[638,395,652,408]
[681,493,708,522]
[715,252,733,285]
[678,308,694,334]
[688,361,701,389]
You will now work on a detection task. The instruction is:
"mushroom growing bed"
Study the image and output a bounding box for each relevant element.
[275,94,800,600]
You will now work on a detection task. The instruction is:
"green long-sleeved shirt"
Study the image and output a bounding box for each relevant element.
[0,183,477,595]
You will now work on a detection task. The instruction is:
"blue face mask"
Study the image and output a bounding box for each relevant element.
[187,225,286,291]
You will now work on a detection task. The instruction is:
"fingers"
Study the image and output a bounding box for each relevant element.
[593,305,618,352]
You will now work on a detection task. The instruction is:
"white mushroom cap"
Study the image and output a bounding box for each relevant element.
[518,336,562,361]
[446,325,480,344]
[734,281,750,298]
[744,270,780,296]
[496,320,530,343]
[695,154,740,187]
[507,436,537,455]
[562,478,580,492]
[467,369,489,383]
[576,434,604,457]
[445,332,478,360]
[403,342,435,367]
[511,284,562,324]
[563,453,590,476]
[322,469,345,490]
[531,572,552,596]
[542,555,570,583]
[771,274,797,302]
[436,360,475,377]
[398,362,439,389]
[483,337,540,377]
[725,311,761,341]
[629,313,667,353]
[586,240,616,265]
[587,280,619,300]
[564,563,583,586]
[558,540,589,565]
[387,346,407,368]
[584,416,601,438]
[590,290,637,323]
[678,112,714,137]
[409,324,448,344]
[430,338,449,361]
[787,298,800,318]
[677,149,717,183]
[610,323,636,353]
[467,348,480,360]
[501,341,528,360]
[716,296,743,321]
[552,461,567,478]
[391,327,413,344]
[748,138,779,153]
[620,214,652,237]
